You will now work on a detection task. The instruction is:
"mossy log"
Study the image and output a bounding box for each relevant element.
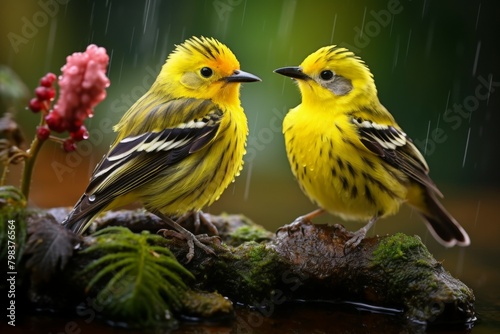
[3,207,475,327]
[91,209,475,324]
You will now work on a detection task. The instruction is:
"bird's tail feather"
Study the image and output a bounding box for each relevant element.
[416,189,470,247]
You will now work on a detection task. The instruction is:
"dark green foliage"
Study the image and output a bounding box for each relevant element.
[0,186,27,268]
[80,226,194,327]
[25,211,80,283]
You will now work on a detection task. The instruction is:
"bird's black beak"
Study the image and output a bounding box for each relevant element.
[225,70,261,83]
[274,66,310,80]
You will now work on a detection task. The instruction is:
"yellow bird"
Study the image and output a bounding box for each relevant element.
[63,36,260,259]
[275,45,470,248]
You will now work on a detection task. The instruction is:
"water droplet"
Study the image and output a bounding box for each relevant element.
[89,194,96,202]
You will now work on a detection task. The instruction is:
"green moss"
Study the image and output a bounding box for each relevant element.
[227,224,273,246]
[237,242,277,290]
[370,233,435,302]
[246,241,270,261]
[181,290,233,318]
[368,233,475,322]
[371,233,431,267]
[205,241,284,304]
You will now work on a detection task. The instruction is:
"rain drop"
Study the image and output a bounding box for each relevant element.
[89,194,96,202]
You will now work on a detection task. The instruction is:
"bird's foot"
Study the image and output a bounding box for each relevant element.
[344,216,378,252]
[344,227,367,250]
[152,210,218,262]
[176,211,219,235]
[276,216,305,235]
[159,228,217,262]
[277,209,325,235]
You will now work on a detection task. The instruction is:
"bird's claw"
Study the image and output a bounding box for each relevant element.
[276,216,309,236]
[159,228,217,262]
[176,211,219,235]
[343,228,367,253]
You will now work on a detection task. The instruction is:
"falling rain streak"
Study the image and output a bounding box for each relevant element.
[389,12,394,37]
[244,162,253,201]
[462,127,471,167]
[392,35,400,70]
[444,90,451,112]
[105,1,112,35]
[241,0,247,26]
[424,120,431,155]
[474,200,481,227]
[244,112,260,200]
[330,13,337,44]
[107,49,114,79]
[129,26,135,52]
[143,0,152,34]
[44,18,57,73]
[475,2,481,30]
[118,56,124,83]
[472,40,481,76]
[405,29,412,61]
[277,0,297,39]
[360,7,367,39]
[89,2,95,27]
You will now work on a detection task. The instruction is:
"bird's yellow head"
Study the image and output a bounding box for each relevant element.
[156,36,260,105]
[275,46,377,108]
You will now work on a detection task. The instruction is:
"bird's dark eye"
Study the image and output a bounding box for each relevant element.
[320,70,334,80]
[200,67,213,78]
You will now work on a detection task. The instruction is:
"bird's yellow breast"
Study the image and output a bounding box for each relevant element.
[283,104,407,221]
[137,105,248,215]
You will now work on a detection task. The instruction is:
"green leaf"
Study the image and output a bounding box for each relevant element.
[24,211,79,283]
[80,227,194,327]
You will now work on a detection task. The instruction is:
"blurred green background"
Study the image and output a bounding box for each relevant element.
[2,0,500,331]
[1,0,499,239]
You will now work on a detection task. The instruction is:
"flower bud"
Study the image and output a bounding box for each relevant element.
[63,138,77,152]
[70,126,89,141]
[29,98,42,113]
[40,73,57,87]
[36,126,51,141]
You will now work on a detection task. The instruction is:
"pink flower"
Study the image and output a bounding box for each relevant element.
[46,44,110,139]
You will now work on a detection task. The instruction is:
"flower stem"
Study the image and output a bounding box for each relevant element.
[20,135,45,200]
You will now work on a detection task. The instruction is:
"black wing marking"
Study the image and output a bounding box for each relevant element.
[88,111,221,195]
[352,117,442,197]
